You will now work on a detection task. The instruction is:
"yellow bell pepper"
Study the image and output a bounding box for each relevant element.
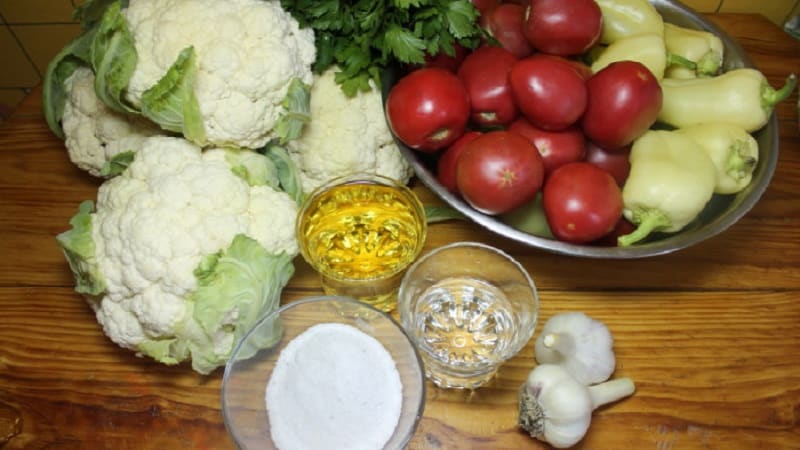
[618,130,716,247]
[664,23,724,79]
[658,69,797,132]
[595,0,664,45]
[675,123,759,194]
[591,33,667,79]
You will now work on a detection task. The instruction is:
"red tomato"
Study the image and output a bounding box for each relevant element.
[470,0,500,16]
[456,131,545,215]
[543,162,623,244]
[421,43,468,72]
[437,131,482,194]
[562,57,593,80]
[527,53,593,80]
[582,61,663,150]
[508,118,586,176]
[523,0,603,56]
[386,68,470,152]
[457,46,519,127]
[584,141,631,187]
[509,54,588,130]
[480,3,534,58]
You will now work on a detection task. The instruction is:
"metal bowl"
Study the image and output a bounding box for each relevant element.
[386,0,778,259]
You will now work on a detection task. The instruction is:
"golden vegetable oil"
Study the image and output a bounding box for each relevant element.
[297,177,427,311]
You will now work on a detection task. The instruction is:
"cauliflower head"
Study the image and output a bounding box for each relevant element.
[288,67,414,193]
[62,67,164,177]
[57,136,299,374]
[123,0,316,148]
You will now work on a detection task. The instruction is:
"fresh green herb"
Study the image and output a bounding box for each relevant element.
[280,0,483,96]
[424,205,467,223]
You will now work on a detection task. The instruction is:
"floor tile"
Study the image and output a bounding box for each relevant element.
[12,24,83,75]
[0,25,40,88]
[0,0,77,24]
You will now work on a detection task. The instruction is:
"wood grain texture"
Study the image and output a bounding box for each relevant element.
[0,13,799,450]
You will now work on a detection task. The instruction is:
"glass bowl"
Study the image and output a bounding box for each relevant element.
[221,296,426,449]
[384,0,779,259]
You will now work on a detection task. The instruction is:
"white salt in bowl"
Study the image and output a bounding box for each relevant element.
[221,296,426,450]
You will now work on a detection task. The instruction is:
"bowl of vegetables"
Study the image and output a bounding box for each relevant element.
[221,296,426,450]
[384,0,788,258]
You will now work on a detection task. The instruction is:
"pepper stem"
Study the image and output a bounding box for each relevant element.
[695,51,722,76]
[588,377,635,410]
[666,53,697,71]
[617,209,672,247]
[762,73,797,108]
[726,140,757,179]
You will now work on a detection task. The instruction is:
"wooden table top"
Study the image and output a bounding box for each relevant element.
[1,12,799,450]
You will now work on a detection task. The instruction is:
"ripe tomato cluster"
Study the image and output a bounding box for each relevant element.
[385,0,664,245]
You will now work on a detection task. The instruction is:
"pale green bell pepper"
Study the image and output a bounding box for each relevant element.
[618,130,717,246]
[658,68,797,132]
[675,123,759,194]
[663,23,724,79]
[595,0,664,45]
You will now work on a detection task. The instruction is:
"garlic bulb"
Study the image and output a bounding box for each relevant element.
[534,312,615,385]
[518,364,635,448]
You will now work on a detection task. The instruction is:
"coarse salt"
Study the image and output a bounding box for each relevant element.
[265,323,404,450]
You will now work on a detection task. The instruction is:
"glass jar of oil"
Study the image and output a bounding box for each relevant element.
[296,174,427,312]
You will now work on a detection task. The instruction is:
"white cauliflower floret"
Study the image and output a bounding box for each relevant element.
[59,136,299,373]
[288,67,414,193]
[62,67,163,177]
[123,0,316,148]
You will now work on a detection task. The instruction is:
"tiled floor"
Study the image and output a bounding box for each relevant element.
[0,0,797,119]
[0,0,81,119]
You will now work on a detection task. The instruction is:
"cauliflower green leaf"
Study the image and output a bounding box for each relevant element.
[140,46,207,146]
[73,0,128,30]
[273,78,312,145]
[56,201,106,296]
[224,148,281,188]
[99,150,135,177]
[135,235,293,374]
[42,29,96,139]
[90,1,138,115]
[190,234,294,372]
[260,144,305,205]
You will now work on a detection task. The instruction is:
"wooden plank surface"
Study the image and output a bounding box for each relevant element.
[1,12,799,450]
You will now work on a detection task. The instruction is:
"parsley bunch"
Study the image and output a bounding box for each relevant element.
[280,0,483,96]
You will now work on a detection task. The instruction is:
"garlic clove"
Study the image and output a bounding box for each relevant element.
[534,312,616,385]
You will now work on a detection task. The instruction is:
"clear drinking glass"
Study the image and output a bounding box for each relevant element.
[296,173,427,312]
[398,242,539,389]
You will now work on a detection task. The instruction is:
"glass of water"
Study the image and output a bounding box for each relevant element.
[398,242,539,389]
